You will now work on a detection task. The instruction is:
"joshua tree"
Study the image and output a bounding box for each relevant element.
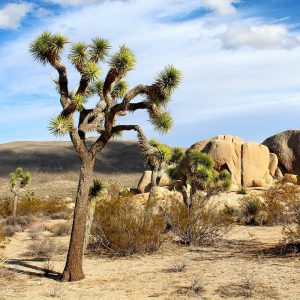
[9,167,31,217]
[168,150,231,206]
[30,32,182,282]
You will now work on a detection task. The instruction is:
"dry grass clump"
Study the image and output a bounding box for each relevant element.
[177,277,205,296]
[163,196,231,245]
[167,260,188,273]
[27,238,67,258]
[89,187,166,256]
[0,197,71,218]
[47,222,71,237]
[0,215,34,238]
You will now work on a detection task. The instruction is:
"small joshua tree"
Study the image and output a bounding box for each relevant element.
[30,32,182,281]
[9,167,31,217]
[168,150,231,206]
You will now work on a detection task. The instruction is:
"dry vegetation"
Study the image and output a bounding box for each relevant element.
[0,180,299,298]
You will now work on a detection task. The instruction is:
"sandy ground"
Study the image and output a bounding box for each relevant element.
[1,224,299,300]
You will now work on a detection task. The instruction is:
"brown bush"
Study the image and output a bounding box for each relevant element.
[27,238,67,258]
[163,196,231,245]
[0,197,70,218]
[89,187,166,256]
[263,183,299,225]
[47,222,71,236]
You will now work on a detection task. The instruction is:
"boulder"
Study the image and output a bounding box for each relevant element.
[180,135,278,188]
[252,179,266,187]
[137,171,171,193]
[179,135,243,186]
[269,153,279,177]
[241,143,272,187]
[263,130,300,176]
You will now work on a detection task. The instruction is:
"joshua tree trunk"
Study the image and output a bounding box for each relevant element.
[61,157,94,282]
[12,190,18,218]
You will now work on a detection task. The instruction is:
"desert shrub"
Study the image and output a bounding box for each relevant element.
[27,238,66,258]
[263,183,299,225]
[5,215,33,227]
[49,211,71,220]
[28,225,47,240]
[238,187,248,195]
[89,189,166,256]
[239,197,266,226]
[2,225,22,237]
[0,199,12,217]
[0,197,70,218]
[163,196,231,245]
[47,222,71,236]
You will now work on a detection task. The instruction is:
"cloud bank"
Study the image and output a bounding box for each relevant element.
[0,2,32,29]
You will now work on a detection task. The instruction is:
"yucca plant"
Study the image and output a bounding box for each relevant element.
[30,32,182,282]
[9,167,31,217]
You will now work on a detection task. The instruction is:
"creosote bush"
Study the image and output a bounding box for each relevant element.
[239,196,266,226]
[163,195,231,245]
[47,222,71,237]
[27,238,67,258]
[0,197,70,218]
[89,186,166,256]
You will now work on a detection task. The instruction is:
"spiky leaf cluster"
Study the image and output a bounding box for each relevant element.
[155,65,182,94]
[109,45,136,74]
[89,38,110,62]
[89,179,107,199]
[72,94,86,111]
[91,80,104,97]
[167,166,182,181]
[29,32,68,65]
[170,147,185,164]
[189,150,215,170]
[9,167,31,189]
[112,130,124,139]
[81,61,100,81]
[48,115,73,137]
[69,42,88,70]
[147,88,171,108]
[150,111,173,134]
[112,80,128,99]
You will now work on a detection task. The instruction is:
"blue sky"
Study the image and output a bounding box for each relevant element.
[1,0,300,147]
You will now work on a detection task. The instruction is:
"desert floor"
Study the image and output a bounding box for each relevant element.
[1,222,299,300]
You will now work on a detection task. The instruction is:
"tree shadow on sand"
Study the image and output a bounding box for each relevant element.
[5,258,61,281]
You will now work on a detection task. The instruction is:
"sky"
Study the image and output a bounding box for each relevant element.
[0,0,300,147]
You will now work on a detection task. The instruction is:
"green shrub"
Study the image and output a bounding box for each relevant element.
[238,187,248,195]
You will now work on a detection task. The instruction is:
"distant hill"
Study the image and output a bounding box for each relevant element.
[0,139,144,198]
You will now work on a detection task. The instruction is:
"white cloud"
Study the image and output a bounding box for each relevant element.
[1,0,300,144]
[46,0,121,6]
[0,2,32,29]
[221,23,300,49]
[202,0,239,16]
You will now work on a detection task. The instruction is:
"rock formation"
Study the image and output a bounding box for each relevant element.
[263,130,300,176]
[179,135,277,187]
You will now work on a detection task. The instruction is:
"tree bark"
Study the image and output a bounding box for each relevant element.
[12,191,18,218]
[61,157,94,282]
